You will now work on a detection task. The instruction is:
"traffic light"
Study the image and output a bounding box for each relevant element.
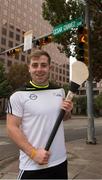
[77,26,88,65]
[34,34,53,48]
[7,48,21,56]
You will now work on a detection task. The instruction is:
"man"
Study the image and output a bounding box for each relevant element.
[6,50,73,179]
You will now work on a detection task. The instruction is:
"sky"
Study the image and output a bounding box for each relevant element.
[69,56,77,80]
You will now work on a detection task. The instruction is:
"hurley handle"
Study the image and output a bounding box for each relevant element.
[45,90,74,151]
[45,109,65,150]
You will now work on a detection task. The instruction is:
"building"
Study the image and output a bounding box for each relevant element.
[0,0,69,87]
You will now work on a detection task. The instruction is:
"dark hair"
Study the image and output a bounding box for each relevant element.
[28,50,51,64]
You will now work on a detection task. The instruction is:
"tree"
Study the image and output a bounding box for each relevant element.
[94,92,102,116]
[0,62,12,114]
[62,83,70,95]
[73,96,87,115]
[42,0,102,82]
[90,1,102,82]
[7,63,30,91]
[42,0,83,57]
[0,62,12,98]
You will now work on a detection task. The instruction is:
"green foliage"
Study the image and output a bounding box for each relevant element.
[73,93,102,116]
[90,1,102,82]
[62,83,69,95]
[42,0,102,82]
[73,96,87,115]
[0,80,12,98]
[7,63,30,91]
[42,0,84,57]
[0,62,12,98]
[94,92,102,109]
[0,63,5,83]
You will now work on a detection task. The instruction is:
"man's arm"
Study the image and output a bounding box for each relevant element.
[6,114,50,165]
[7,114,34,157]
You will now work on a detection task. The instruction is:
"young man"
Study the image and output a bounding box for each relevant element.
[6,50,73,179]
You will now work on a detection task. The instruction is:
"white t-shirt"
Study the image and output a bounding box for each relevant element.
[7,88,67,170]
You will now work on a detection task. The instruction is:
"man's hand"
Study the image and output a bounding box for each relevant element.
[61,99,73,112]
[33,148,50,165]
[61,100,73,121]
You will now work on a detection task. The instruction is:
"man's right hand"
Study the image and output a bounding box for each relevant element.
[33,148,50,165]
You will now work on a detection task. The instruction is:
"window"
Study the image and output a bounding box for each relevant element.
[66,70,69,76]
[56,75,58,80]
[63,69,65,75]
[2,28,7,36]
[67,78,69,82]
[59,76,62,81]
[59,68,62,73]
[56,67,58,72]
[8,41,13,48]
[16,34,20,41]
[16,28,20,32]
[67,64,69,69]
[10,24,14,29]
[15,43,19,46]
[1,37,6,45]
[63,77,65,82]
[9,31,14,38]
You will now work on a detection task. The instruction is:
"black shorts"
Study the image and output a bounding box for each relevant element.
[18,160,68,179]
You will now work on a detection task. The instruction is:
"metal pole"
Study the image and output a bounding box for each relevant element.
[85,0,96,144]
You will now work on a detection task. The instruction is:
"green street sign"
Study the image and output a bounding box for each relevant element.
[53,17,83,36]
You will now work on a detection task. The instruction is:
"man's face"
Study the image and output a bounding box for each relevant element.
[28,55,51,85]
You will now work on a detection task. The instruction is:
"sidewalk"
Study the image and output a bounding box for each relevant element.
[68,136,102,179]
[1,116,102,179]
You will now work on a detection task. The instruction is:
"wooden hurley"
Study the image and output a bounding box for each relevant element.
[45,61,89,150]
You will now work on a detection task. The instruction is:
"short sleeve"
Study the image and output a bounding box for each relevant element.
[6,92,23,118]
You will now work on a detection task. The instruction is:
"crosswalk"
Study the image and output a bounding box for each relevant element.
[0,141,11,145]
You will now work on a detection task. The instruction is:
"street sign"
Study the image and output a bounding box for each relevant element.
[24,30,33,51]
[53,17,83,36]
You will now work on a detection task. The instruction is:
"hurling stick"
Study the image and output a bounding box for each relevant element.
[45,61,89,150]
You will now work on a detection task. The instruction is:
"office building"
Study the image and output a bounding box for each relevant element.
[0,0,69,87]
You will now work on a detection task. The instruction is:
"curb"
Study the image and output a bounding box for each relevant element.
[0,155,18,171]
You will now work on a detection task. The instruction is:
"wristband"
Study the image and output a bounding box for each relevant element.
[30,148,37,159]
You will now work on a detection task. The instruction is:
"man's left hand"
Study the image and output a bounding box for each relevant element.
[61,99,73,112]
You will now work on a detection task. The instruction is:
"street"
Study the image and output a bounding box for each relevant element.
[0,116,102,170]
[0,121,19,170]
[65,125,102,141]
